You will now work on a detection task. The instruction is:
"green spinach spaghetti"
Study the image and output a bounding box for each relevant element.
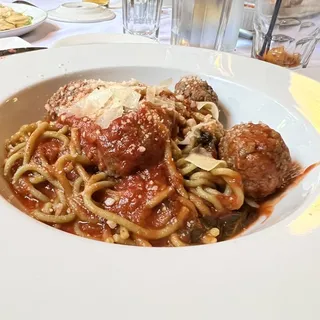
[3,76,296,246]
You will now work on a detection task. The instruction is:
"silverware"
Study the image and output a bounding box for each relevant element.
[12,1,37,7]
[0,47,47,57]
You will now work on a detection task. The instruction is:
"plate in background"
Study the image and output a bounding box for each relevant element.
[0,3,47,39]
[48,2,115,23]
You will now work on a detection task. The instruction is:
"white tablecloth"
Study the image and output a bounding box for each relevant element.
[3,0,320,69]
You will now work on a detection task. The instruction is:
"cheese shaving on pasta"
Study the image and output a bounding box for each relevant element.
[62,86,141,129]
[185,148,227,171]
[196,101,219,120]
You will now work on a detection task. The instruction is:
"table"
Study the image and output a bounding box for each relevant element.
[3,0,320,71]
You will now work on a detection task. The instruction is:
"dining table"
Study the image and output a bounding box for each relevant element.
[1,3,320,320]
[2,0,320,77]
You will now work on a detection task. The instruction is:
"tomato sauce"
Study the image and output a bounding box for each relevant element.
[58,106,173,177]
[101,163,182,228]
[34,139,61,165]
[257,162,320,219]
[8,124,319,246]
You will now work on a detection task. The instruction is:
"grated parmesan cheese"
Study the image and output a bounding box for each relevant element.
[185,147,227,171]
[59,86,141,129]
[196,101,219,120]
[104,198,116,206]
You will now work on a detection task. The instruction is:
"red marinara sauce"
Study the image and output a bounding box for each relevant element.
[101,163,183,229]
[58,105,173,177]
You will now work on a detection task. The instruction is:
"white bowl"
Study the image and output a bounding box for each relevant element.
[53,33,158,48]
[0,3,47,39]
[0,44,320,320]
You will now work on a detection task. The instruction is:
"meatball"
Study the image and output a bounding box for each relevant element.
[44,79,175,177]
[44,79,146,120]
[59,105,172,177]
[218,123,292,199]
[45,79,105,120]
[175,76,218,104]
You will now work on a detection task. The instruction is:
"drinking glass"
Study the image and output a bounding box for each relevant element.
[171,0,244,52]
[122,0,163,38]
[253,0,320,68]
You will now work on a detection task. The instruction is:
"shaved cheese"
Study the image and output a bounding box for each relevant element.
[62,86,141,129]
[196,101,219,120]
[109,86,141,110]
[154,97,176,109]
[146,86,156,103]
[95,105,124,129]
[145,87,176,109]
[70,88,114,118]
[143,79,177,108]
[185,153,227,171]
[185,148,227,171]
[159,78,173,88]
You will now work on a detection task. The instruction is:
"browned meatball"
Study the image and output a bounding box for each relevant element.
[58,105,172,177]
[218,123,292,199]
[44,79,146,120]
[45,79,173,177]
[44,80,105,120]
[175,76,218,104]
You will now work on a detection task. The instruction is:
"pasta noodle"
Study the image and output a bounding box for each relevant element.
[0,5,32,31]
[3,78,264,247]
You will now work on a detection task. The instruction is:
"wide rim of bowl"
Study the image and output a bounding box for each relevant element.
[52,33,158,48]
[1,44,320,320]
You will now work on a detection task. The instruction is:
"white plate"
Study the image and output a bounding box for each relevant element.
[53,33,158,47]
[48,2,115,23]
[0,44,320,320]
[0,36,31,49]
[0,3,47,39]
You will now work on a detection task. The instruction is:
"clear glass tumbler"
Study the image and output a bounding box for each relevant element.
[171,0,244,52]
[253,0,320,68]
[122,0,163,38]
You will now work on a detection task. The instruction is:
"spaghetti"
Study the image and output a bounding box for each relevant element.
[3,78,270,247]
